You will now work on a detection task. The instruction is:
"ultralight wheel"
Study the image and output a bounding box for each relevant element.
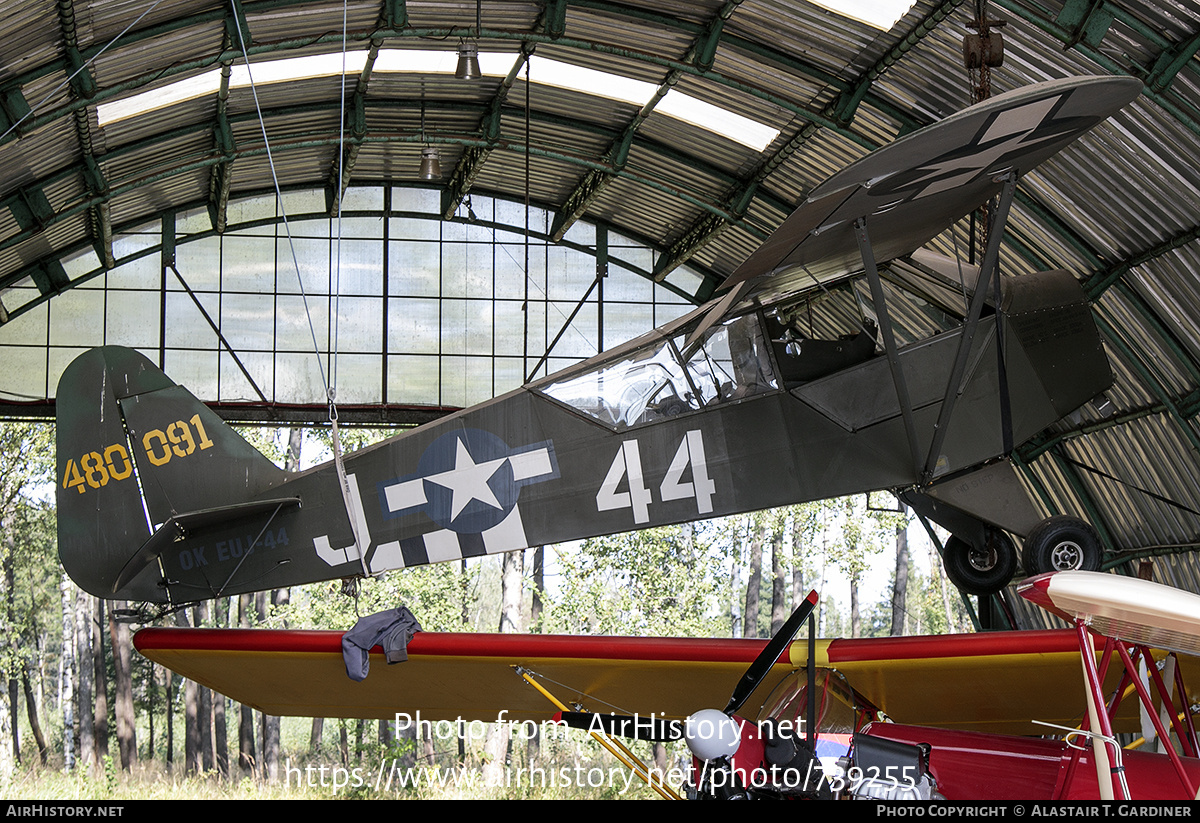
[942,530,1017,596]
[1022,515,1102,575]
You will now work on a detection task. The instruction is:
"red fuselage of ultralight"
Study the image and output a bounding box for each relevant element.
[866,723,1200,800]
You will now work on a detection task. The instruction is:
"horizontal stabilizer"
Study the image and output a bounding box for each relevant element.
[113,498,302,594]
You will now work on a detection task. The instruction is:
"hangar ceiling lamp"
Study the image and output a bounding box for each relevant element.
[455,41,481,81]
[420,147,442,180]
[455,0,482,80]
[418,103,441,180]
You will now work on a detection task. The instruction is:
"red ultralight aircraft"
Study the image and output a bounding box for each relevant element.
[136,571,1200,800]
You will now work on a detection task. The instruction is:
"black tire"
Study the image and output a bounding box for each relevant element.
[1022,515,1102,575]
[942,530,1018,596]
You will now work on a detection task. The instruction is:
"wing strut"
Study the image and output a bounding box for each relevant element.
[922,172,1016,483]
[855,216,923,479]
[516,667,682,800]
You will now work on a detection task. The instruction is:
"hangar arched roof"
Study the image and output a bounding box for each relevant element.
[3,0,1200,592]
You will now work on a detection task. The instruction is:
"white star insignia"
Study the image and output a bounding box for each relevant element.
[424,438,508,521]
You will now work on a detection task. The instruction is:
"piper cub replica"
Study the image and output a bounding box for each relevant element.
[135,571,1200,800]
[57,76,1142,604]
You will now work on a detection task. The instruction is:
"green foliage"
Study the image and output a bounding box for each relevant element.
[0,422,60,686]
[273,562,475,633]
[231,425,287,466]
[827,495,908,584]
[547,525,724,637]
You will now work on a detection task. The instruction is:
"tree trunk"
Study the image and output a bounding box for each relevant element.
[770,521,786,636]
[109,600,137,770]
[6,679,17,765]
[145,660,154,768]
[309,717,323,755]
[931,537,958,632]
[213,693,227,779]
[177,610,200,773]
[4,523,18,765]
[213,599,229,778]
[790,509,806,607]
[195,603,214,773]
[497,550,523,634]
[891,517,909,636]
[256,591,279,782]
[75,587,95,775]
[530,546,544,633]
[460,559,470,628]
[485,550,524,784]
[92,598,108,767]
[166,670,175,770]
[61,577,75,772]
[743,518,765,638]
[238,592,257,777]
[850,577,861,639]
[395,719,415,769]
[729,522,743,638]
[21,665,47,764]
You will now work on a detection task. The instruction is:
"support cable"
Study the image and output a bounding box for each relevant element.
[229,0,369,577]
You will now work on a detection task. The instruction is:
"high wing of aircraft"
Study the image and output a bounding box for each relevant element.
[135,570,1200,800]
[56,75,1143,605]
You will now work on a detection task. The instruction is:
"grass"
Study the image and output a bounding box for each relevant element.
[0,750,672,800]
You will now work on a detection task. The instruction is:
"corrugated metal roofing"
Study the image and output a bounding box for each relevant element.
[2,0,1200,606]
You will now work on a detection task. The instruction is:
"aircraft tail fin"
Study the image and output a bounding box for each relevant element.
[56,347,285,600]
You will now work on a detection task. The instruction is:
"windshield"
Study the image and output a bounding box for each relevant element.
[759,668,865,763]
[539,312,777,429]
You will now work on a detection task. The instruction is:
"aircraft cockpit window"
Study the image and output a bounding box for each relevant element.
[539,312,778,430]
[681,312,778,405]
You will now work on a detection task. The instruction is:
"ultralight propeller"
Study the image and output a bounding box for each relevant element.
[555,590,820,760]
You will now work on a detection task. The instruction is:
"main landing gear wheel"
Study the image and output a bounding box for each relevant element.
[943,530,1017,596]
[1022,515,1102,575]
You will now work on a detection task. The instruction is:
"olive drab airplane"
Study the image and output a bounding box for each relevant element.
[56,75,1143,606]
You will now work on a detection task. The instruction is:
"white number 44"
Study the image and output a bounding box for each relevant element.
[596,430,715,524]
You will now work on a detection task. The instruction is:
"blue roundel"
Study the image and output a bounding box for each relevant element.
[417,428,518,533]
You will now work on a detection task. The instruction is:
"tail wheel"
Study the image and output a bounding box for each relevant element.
[1022,515,1102,575]
[943,530,1017,596]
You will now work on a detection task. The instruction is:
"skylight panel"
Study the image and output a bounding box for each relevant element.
[658,90,778,152]
[525,56,657,109]
[98,70,221,125]
[98,49,781,150]
[813,0,917,30]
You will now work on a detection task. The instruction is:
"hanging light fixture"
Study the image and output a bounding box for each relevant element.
[455,41,481,80]
[419,147,442,180]
[418,100,441,180]
[456,0,483,80]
